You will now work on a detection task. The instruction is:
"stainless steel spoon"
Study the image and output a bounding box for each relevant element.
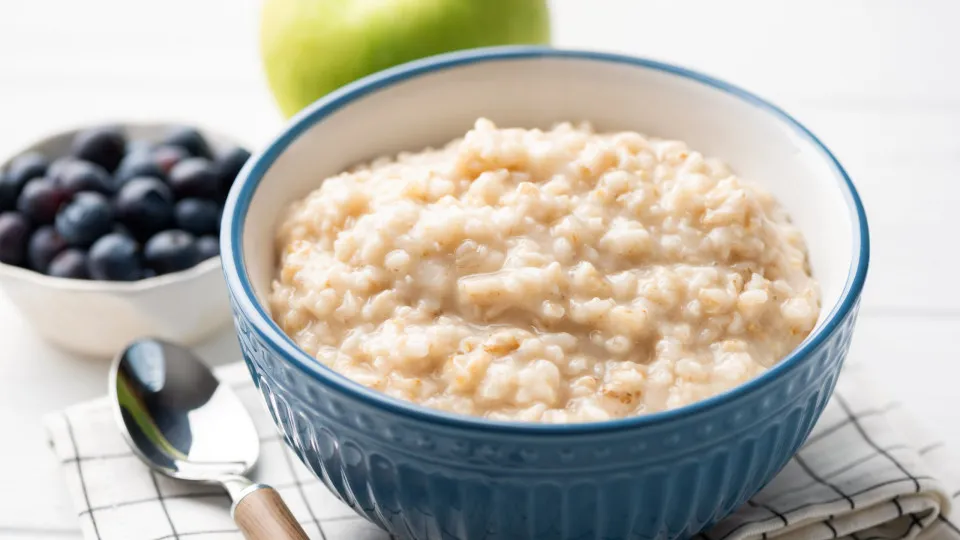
[110,338,309,540]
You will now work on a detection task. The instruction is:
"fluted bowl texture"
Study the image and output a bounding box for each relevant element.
[220,47,869,540]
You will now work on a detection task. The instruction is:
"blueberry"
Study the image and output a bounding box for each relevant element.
[46,157,82,184]
[215,146,251,196]
[114,150,165,187]
[144,229,199,274]
[0,212,32,266]
[152,145,189,176]
[162,127,212,159]
[8,152,49,184]
[196,235,219,260]
[0,153,48,211]
[56,192,114,247]
[0,173,26,212]
[48,248,89,279]
[58,160,113,196]
[168,158,219,200]
[114,177,175,240]
[88,233,142,281]
[71,127,126,172]
[174,198,220,236]
[17,177,68,224]
[27,226,67,272]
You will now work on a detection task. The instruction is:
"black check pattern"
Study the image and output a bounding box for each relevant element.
[44,363,959,540]
[47,377,383,540]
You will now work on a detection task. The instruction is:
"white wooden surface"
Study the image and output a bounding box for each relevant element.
[0,1,957,538]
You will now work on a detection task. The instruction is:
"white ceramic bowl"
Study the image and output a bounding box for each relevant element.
[0,123,242,357]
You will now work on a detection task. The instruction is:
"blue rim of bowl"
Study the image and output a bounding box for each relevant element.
[221,46,870,435]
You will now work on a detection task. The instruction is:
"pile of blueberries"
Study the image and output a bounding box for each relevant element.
[0,126,249,281]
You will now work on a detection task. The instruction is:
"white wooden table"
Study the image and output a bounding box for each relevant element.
[0,1,957,538]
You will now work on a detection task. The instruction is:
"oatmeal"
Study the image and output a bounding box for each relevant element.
[269,119,820,423]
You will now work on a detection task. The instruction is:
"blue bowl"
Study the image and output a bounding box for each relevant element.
[221,47,869,540]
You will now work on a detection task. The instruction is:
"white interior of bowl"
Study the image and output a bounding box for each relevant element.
[241,55,858,338]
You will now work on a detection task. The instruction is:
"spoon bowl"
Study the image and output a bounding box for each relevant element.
[110,338,309,540]
[112,339,258,481]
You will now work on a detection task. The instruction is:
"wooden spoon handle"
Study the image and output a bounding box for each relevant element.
[233,485,310,540]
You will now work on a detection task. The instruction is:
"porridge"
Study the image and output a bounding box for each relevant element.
[269,119,820,423]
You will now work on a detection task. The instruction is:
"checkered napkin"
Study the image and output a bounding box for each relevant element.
[44,361,960,540]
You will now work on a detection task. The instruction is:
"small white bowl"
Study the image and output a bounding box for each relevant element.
[0,122,244,358]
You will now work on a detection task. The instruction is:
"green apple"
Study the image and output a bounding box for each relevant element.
[260,0,551,118]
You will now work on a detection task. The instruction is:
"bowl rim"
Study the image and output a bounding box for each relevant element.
[0,120,235,293]
[221,46,870,435]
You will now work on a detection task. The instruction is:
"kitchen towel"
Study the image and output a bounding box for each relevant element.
[44,361,960,540]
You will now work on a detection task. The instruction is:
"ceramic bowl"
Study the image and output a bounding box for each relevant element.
[0,123,240,357]
[222,47,869,540]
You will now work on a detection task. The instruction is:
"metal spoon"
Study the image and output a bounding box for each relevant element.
[110,338,309,540]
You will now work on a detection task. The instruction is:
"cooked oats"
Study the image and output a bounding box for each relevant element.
[269,119,820,423]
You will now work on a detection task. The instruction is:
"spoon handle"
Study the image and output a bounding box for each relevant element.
[233,484,310,540]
